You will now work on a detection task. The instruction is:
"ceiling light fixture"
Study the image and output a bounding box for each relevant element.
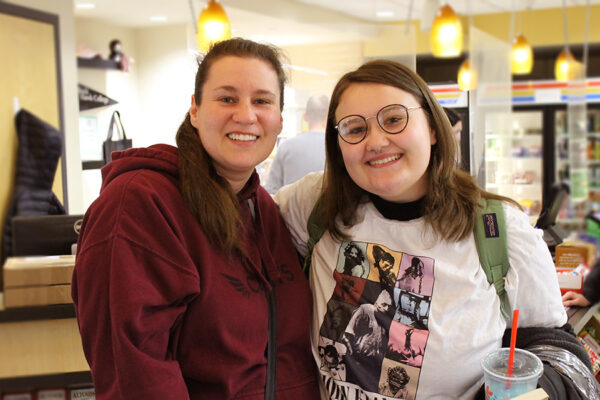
[511,33,533,74]
[75,3,96,9]
[376,10,395,18]
[555,0,577,81]
[555,47,577,82]
[196,0,231,52]
[150,16,168,22]
[430,4,463,58]
[457,58,476,91]
[457,0,475,91]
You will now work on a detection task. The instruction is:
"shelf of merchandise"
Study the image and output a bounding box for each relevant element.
[567,303,600,334]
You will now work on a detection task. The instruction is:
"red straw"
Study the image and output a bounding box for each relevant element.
[506,309,520,389]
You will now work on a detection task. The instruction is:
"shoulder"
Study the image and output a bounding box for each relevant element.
[501,202,538,240]
[273,171,324,253]
[84,168,185,240]
[102,168,180,207]
[274,171,323,212]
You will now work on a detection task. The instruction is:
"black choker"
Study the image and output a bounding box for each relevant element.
[369,193,425,221]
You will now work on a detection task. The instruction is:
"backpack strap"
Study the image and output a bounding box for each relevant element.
[473,198,511,320]
[304,197,326,277]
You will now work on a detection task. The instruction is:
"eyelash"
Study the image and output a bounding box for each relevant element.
[218,97,272,105]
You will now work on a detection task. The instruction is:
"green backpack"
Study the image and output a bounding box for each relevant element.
[304,198,512,320]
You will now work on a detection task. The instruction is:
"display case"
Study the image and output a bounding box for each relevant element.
[431,79,600,229]
[484,110,544,224]
[556,108,600,219]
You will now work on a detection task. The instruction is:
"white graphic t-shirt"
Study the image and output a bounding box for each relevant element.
[275,172,567,400]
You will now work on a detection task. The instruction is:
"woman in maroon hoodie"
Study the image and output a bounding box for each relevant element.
[72,38,319,400]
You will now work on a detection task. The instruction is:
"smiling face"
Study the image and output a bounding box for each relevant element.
[335,83,436,203]
[189,56,282,191]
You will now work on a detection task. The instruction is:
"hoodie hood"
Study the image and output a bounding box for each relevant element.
[101,144,179,191]
[101,144,260,199]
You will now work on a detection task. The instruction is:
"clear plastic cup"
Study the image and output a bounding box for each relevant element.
[481,348,543,400]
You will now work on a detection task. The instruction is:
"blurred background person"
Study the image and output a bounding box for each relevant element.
[443,107,463,166]
[265,94,329,194]
[563,261,600,307]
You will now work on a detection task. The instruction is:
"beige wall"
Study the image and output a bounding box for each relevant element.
[283,41,364,101]
[134,23,197,147]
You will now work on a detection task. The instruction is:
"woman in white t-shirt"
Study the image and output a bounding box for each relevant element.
[275,60,595,399]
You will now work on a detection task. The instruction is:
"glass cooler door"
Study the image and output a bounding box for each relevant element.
[484,110,544,225]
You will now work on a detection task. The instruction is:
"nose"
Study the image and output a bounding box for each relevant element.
[364,118,389,152]
[233,100,258,124]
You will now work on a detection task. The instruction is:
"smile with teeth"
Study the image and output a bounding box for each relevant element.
[368,154,401,166]
[227,133,258,141]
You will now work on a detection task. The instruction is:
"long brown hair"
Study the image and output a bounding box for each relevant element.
[322,60,517,242]
[176,38,287,254]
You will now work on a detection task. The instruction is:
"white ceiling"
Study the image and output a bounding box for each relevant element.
[74,0,599,46]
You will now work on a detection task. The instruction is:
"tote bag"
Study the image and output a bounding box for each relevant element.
[103,110,132,163]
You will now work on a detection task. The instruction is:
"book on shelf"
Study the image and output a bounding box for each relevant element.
[68,387,94,400]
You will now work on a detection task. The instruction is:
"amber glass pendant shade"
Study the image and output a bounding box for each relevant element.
[511,33,533,75]
[458,59,477,91]
[197,0,231,52]
[430,4,463,58]
[554,48,577,82]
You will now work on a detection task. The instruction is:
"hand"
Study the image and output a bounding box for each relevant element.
[562,291,591,307]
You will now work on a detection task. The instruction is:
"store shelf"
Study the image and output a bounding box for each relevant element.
[0,371,92,394]
[0,297,91,393]
[557,217,584,225]
[0,302,75,323]
[76,57,119,70]
[486,156,542,162]
[567,303,600,334]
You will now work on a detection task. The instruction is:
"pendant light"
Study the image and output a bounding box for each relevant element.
[555,47,576,82]
[430,4,463,58]
[554,0,578,82]
[196,0,231,52]
[458,59,477,91]
[511,33,533,74]
[457,0,475,91]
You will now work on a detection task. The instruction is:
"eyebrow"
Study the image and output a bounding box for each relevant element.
[214,85,277,97]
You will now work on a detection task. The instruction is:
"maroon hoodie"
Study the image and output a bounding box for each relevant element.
[72,144,319,399]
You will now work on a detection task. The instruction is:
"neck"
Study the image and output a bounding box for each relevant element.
[219,171,252,194]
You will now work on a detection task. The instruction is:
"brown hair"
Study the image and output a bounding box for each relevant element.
[322,59,517,242]
[176,38,287,254]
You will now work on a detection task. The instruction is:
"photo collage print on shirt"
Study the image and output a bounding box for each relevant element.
[318,241,435,400]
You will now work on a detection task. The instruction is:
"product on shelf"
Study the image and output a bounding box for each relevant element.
[36,388,67,400]
[68,387,94,400]
[1,393,33,400]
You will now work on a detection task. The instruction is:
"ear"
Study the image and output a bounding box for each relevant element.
[429,127,437,145]
[189,95,200,128]
[277,113,283,136]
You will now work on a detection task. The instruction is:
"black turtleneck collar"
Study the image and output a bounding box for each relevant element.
[369,193,425,221]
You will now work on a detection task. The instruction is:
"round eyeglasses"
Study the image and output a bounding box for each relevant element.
[335,104,423,144]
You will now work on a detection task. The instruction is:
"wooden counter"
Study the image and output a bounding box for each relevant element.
[0,295,91,393]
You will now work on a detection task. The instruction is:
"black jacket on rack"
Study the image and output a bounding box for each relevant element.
[2,109,65,268]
